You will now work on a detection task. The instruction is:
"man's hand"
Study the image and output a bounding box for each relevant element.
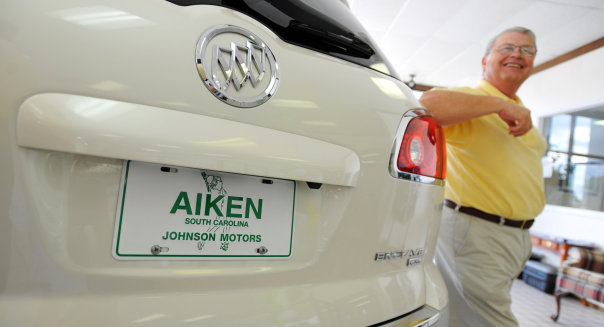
[497,102,532,137]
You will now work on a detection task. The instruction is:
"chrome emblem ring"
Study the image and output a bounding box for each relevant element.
[196,25,279,108]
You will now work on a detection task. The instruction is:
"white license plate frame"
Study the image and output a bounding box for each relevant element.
[112,161,295,260]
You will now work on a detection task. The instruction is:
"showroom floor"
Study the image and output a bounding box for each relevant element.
[511,278,604,327]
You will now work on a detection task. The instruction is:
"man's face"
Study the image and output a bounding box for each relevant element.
[482,31,536,88]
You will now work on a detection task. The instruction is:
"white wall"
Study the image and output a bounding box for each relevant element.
[518,47,604,250]
[520,46,604,119]
[533,205,604,249]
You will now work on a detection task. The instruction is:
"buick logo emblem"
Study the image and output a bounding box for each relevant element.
[196,25,279,108]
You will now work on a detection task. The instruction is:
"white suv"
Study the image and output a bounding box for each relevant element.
[0,0,448,325]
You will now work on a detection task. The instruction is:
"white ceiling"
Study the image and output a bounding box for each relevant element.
[348,0,604,89]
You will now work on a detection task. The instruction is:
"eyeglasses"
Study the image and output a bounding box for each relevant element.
[493,44,537,57]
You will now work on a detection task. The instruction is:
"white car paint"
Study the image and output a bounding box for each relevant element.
[0,0,448,325]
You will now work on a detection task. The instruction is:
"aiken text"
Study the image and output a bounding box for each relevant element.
[170,191,263,219]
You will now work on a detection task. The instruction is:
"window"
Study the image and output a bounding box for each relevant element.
[542,108,604,212]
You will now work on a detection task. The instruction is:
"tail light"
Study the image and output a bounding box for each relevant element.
[390,111,446,182]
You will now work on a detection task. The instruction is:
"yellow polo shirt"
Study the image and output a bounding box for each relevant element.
[441,80,546,220]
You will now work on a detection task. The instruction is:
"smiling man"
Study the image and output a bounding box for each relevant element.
[420,27,546,327]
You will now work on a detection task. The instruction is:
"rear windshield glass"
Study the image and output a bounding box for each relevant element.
[166,0,399,78]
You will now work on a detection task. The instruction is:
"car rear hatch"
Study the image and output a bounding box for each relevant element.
[1,1,446,325]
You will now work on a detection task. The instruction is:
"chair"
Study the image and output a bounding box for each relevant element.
[551,246,604,321]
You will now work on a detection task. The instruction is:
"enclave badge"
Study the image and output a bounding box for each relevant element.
[196,25,280,108]
[375,248,425,266]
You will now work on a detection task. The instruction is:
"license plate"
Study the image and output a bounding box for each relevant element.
[112,161,295,260]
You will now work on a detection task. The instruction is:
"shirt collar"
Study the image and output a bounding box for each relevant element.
[477,79,523,105]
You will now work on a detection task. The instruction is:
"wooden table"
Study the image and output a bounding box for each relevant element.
[531,233,596,264]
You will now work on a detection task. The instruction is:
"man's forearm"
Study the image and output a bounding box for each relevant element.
[419,89,533,137]
[419,90,502,126]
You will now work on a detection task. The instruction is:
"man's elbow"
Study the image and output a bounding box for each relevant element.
[419,92,447,126]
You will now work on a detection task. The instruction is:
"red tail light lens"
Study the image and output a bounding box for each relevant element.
[397,116,446,180]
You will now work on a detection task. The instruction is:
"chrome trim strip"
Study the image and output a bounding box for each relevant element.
[388,109,445,186]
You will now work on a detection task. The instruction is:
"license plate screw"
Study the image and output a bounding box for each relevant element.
[256,246,268,255]
[151,245,169,255]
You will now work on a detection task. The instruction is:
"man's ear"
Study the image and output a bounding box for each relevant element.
[481,55,487,73]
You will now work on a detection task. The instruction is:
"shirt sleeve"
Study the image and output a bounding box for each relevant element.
[426,86,485,147]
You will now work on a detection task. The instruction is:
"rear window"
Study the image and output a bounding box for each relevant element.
[166,0,399,78]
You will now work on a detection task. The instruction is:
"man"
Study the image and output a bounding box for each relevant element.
[419,27,546,327]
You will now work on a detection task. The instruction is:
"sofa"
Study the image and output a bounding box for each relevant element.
[551,246,604,321]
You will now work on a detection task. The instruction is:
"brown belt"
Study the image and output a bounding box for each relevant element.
[444,199,534,230]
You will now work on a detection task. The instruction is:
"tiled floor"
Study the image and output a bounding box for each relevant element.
[511,278,604,327]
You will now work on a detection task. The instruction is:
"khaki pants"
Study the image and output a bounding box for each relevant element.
[435,206,532,327]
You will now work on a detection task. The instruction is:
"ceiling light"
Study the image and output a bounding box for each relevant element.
[406,74,416,89]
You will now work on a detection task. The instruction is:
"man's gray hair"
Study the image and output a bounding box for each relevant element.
[485,26,536,55]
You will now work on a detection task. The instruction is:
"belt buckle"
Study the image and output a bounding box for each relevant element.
[499,217,505,226]
[520,220,527,229]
